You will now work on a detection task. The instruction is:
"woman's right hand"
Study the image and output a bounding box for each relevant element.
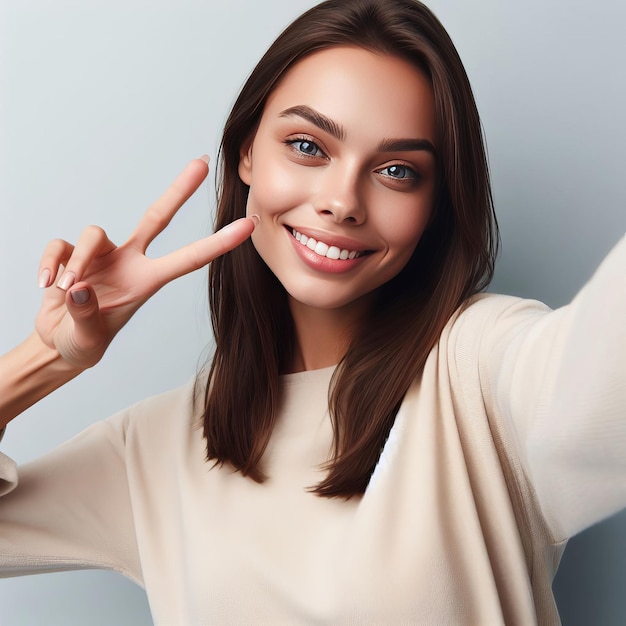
[34,156,257,370]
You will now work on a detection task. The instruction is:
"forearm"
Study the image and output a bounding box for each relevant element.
[487,234,626,539]
[0,333,84,429]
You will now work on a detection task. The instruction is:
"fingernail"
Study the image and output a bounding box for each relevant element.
[70,288,90,305]
[57,271,76,291]
[249,214,260,227]
[199,155,210,164]
[38,268,51,289]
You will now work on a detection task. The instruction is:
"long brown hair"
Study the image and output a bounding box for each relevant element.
[204,0,498,498]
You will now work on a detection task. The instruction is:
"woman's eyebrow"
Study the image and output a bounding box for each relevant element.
[278,104,436,157]
[377,138,436,156]
[279,105,345,141]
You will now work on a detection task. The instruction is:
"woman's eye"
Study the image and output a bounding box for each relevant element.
[379,164,417,180]
[287,138,325,158]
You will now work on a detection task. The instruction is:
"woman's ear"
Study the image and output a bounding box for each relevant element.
[238,143,253,185]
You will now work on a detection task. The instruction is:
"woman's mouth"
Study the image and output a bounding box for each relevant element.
[289,228,369,260]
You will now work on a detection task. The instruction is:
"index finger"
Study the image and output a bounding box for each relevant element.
[126,156,210,252]
[151,216,259,286]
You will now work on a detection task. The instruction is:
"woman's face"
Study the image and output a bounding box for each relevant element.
[239,46,437,315]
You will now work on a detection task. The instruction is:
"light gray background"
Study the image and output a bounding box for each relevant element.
[0,0,624,624]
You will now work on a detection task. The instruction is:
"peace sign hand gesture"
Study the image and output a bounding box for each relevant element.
[35,156,256,370]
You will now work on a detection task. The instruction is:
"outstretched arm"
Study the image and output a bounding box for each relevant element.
[479,234,626,539]
[0,156,257,428]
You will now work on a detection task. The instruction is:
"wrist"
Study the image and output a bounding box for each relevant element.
[0,332,85,427]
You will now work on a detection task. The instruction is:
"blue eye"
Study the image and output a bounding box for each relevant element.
[288,138,324,158]
[379,164,416,180]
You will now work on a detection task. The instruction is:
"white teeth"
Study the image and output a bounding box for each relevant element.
[314,241,329,256]
[327,246,341,260]
[291,228,362,260]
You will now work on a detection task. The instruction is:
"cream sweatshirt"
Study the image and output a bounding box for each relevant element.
[0,235,624,625]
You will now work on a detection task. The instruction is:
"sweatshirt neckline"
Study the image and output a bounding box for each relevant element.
[279,364,337,386]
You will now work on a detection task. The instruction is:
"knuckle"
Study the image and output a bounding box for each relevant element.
[41,239,73,267]
[82,224,107,242]
[86,224,105,236]
[146,209,169,230]
[186,242,203,270]
[69,225,108,266]
[45,238,70,254]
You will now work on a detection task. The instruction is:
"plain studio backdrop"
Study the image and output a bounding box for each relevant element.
[0,0,624,624]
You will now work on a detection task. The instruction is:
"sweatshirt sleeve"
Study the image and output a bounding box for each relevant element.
[480,234,626,541]
[0,412,142,585]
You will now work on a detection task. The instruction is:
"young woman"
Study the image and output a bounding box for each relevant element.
[1,0,624,623]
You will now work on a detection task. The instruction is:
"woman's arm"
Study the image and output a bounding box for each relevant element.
[478,234,626,540]
[0,333,82,430]
[0,156,257,429]
[0,398,144,580]
[524,235,626,536]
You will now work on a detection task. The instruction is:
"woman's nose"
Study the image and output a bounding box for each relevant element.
[312,165,366,225]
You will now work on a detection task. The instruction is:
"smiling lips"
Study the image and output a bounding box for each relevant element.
[289,228,367,260]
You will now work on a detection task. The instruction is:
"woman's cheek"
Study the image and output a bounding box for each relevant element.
[248,162,306,218]
[377,209,429,250]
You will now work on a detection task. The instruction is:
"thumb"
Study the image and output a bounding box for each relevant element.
[65,283,106,352]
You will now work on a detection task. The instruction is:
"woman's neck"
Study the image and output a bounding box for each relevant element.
[287,296,372,373]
